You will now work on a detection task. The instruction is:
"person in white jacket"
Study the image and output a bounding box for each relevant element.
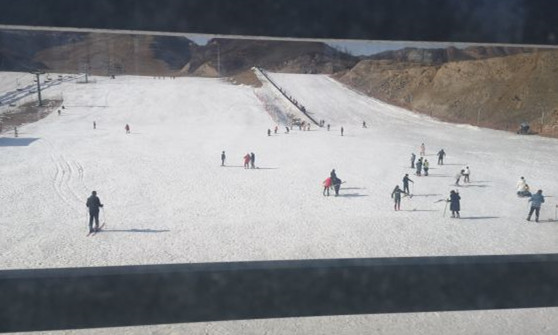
[516,176,530,197]
[463,166,471,183]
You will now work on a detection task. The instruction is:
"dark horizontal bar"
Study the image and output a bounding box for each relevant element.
[0,0,557,45]
[2,254,558,332]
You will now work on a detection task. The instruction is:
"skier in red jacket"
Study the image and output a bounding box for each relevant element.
[243,153,251,169]
[323,177,332,196]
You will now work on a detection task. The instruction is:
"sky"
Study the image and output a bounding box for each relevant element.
[2,71,558,334]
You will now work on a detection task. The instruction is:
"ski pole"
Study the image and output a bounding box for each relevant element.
[102,207,107,228]
[443,200,448,217]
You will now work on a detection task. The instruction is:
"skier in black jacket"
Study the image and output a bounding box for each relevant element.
[448,190,461,218]
[402,174,414,194]
[86,191,104,233]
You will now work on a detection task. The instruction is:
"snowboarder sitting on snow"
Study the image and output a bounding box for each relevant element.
[516,176,530,197]
[391,185,409,211]
[86,191,104,233]
[323,177,332,196]
[527,189,545,222]
[448,190,461,218]
[518,183,532,197]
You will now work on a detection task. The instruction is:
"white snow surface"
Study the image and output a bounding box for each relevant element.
[2,72,558,334]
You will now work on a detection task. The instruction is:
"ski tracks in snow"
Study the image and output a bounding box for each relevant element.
[43,139,88,213]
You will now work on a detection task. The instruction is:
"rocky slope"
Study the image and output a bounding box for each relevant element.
[337,49,558,137]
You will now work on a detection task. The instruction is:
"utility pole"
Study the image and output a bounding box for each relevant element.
[34,72,43,106]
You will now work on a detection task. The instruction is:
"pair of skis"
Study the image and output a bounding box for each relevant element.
[87,223,105,237]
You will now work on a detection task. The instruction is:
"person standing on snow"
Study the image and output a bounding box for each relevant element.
[221,151,226,166]
[250,152,256,169]
[341,127,344,136]
[125,124,130,134]
[423,159,430,176]
[420,143,426,156]
[411,153,416,169]
[455,170,464,186]
[527,189,545,222]
[243,153,251,169]
[391,185,409,211]
[402,174,414,194]
[416,157,423,176]
[86,191,104,233]
[448,190,461,218]
[330,169,342,196]
[323,177,332,196]
[463,166,471,183]
[274,125,278,134]
[437,149,446,165]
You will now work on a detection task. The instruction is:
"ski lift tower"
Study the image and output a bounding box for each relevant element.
[31,71,44,106]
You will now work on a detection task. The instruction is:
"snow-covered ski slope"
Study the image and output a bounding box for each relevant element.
[2,72,558,334]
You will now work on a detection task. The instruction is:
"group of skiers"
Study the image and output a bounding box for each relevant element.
[397,145,461,216]
[243,152,256,169]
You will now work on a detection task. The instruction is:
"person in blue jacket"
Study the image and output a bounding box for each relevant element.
[527,189,545,222]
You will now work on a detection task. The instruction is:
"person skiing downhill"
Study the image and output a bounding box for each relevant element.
[243,153,251,169]
[411,153,416,169]
[527,189,545,222]
[391,185,409,211]
[323,177,332,196]
[448,190,461,218]
[437,149,446,165]
[221,151,226,166]
[455,170,464,186]
[402,174,414,194]
[86,191,104,233]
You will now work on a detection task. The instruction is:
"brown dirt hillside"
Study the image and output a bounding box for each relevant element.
[337,50,558,137]
[34,33,179,76]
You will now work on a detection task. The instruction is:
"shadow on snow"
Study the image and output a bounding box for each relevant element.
[0,137,40,147]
